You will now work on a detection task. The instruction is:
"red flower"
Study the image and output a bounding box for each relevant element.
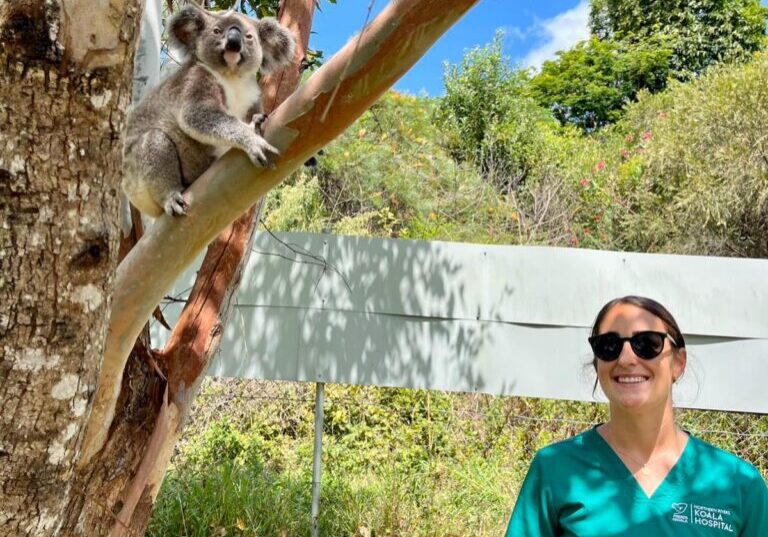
[596,160,606,171]
[594,215,601,223]
[620,148,629,159]
[583,227,590,235]
[641,131,652,141]
[580,178,589,187]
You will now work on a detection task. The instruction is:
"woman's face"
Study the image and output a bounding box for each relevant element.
[596,303,686,412]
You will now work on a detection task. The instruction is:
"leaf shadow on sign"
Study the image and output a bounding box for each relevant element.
[211,232,517,395]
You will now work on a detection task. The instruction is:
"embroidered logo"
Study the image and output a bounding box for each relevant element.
[671,502,735,533]
[672,503,688,514]
[671,503,689,523]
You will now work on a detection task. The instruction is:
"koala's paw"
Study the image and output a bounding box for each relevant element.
[250,113,268,134]
[247,136,280,169]
[163,191,189,217]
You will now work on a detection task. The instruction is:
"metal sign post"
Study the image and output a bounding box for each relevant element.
[311,382,325,537]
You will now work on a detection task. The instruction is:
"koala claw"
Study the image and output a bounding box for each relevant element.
[251,154,279,169]
[250,113,268,134]
[247,137,280,169]
[163,191,189,217]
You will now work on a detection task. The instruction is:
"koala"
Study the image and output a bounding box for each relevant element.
[122,5,296,217]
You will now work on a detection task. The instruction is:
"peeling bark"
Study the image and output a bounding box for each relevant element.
[0,1,142,536]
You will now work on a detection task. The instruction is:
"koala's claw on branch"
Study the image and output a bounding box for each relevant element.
[250,113,268,134]
[164,191,189,216]
[247,136,280,168]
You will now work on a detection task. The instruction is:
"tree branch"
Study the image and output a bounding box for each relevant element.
[79,0,480,466]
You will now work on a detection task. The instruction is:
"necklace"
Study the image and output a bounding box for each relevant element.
[602,426,682,477]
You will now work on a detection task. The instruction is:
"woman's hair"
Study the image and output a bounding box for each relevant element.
[589,296,686,391]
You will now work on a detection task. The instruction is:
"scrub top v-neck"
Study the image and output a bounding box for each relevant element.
[593,426,687,501]
[505,428,768,536]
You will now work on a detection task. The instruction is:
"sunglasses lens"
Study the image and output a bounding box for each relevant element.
[631,332,665,359]
[590,334,623,361]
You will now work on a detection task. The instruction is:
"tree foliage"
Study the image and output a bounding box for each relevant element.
[530,37,672,130]
[266,44,768,258]
[206,0,279,17]
[532,0,767,131]
[436,32,558,189]
[589,0,768,75]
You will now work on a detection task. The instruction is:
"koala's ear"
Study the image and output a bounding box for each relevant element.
[256,18,296,74]
[168,5,207,54]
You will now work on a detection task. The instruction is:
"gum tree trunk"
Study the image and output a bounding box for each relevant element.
[0,1,143,535]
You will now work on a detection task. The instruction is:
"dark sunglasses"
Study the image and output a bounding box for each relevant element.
[588,331,679,362]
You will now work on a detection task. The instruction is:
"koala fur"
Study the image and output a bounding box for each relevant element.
[122,5,296,217]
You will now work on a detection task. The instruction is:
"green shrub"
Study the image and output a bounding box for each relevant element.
[437,31,559,189]
[530,37,672,130]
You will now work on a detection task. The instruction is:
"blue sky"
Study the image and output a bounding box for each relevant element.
[310,0,768,96]
[309,0,593,96]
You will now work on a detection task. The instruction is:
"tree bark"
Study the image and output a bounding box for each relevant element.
[0,1,143,536]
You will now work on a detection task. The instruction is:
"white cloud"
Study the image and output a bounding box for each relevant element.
[521,1,591,69]
[503,25,529,41]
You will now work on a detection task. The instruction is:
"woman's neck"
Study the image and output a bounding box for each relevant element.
[604,401,679,457]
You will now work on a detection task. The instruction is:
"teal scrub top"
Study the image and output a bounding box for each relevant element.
[505,428,768,536]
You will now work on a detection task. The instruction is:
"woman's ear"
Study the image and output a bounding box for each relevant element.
[672,347,687,383]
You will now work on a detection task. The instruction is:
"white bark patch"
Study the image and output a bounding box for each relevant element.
[10,154,24,174]
[47,423,78,465]
[23,510,60,533]
[48,14,59,43]
[90,89,113,109]
[72,397,88,417]
[39,205,54,223]
[47,441,66,465]
[10,348,61,372]
[63,422,78,442]
[30,232,44,248]
[51,374,79,400]
[72,284,104,312]
[67,182,78,201]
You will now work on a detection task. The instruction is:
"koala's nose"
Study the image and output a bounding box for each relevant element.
[225,27,242,52]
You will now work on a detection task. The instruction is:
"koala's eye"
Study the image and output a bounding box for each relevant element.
[213,27,223,35]
[245,33,254,40]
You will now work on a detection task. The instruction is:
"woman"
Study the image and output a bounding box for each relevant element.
[505,296,767,536]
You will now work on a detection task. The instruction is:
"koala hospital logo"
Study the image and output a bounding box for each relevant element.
[671,503,689,523]
[671,502,735,533]
[672,503,688,515]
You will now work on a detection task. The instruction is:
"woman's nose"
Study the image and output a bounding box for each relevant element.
[616,340,639,363]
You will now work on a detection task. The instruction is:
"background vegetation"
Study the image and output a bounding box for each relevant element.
[149,1,768,534]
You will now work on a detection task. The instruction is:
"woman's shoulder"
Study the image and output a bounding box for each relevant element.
[686,434,766,484]
[533,427,601,462]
